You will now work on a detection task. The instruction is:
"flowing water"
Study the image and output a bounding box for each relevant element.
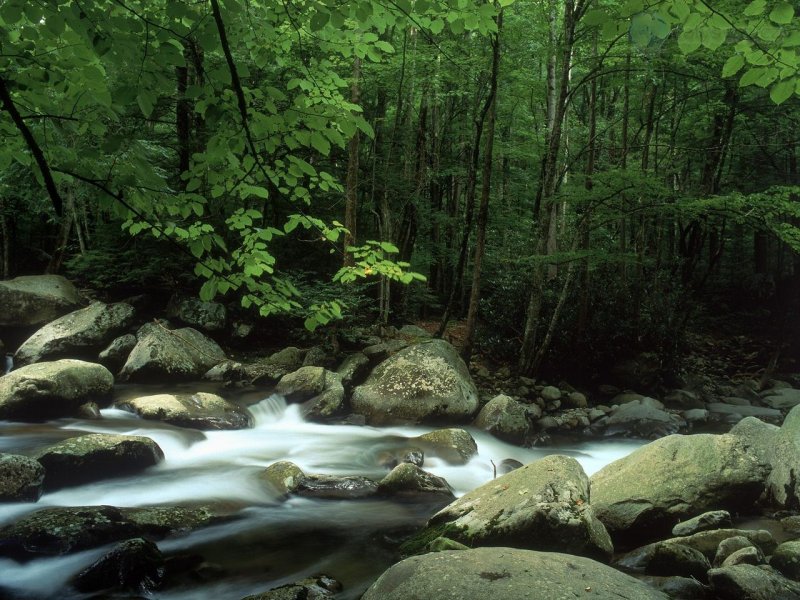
[0,385,644,599]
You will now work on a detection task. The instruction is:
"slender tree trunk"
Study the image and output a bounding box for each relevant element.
[343,56,361,267]
[46,187,74,274]
[176,61,191,186]
[462,9,502,363]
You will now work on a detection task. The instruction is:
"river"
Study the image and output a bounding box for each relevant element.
[0,385,643,599]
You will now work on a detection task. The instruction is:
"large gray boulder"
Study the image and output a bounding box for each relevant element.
[708,564,800,599]
[473,394,530,444]
[591,433,771,546]
[119,323,226,382]
[412,455,613,562]
[15,302,135,366]
[0,453,45,502]
[273,366,345,421]
[0,359,114,421]
[351,339,479,425]
[35,433,164,490]
[117,392,252,430]
[0,275,82,328]
[362,548,668,600]
[770,540,800,581]
[766,404,800,509]
[0,504,227,560]
[246,347,306,384]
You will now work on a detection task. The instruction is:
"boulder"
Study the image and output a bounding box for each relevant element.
[0,275,82,328]
[473,394,530,444]
[766,404,800,509]
[713,536,758,567]
[672,510,732,537]
[98,333,137,371]
[770,540,800,580]
[258,461,377,500]
[707,403,782,421]
[723,546,765,567]
[600,397,683,438]
[362,339,408,363]
[0,504,227,560]
[351,340,479,425]
[0,453,45,502]
[362,548,668,600]
[302,345,334,369]
[760,388,800,410]
[273,367,345,421]
[641,576,707,599]
[117,392,252,430]
[14,302,135,366]
[335,352,370,388]
[35,433,164,491]
[247,347,306,384]
[377,463,455,502]
[119,323,226,382]
[165,295,226,332]
[410,429,478,465]
[0,359,114,421]
[644,542,711,581]
[540,385,562,402]
[71,537,165,593]
[413,455,613,562]
[668,529,776,560]
[708,564,800,599]
[591,433,771,546]
[242,575,341,600]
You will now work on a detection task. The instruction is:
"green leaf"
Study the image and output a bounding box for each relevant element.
[769,2,794,24]
[722,54,745,77]
[670,0,690,22]
[137,89,156,118]
[770,79,795,104]
[740,67,765,87]
[199,280,216,302]
[310,131,331,155]
[701,27,725,51]
[678,29,701,54]
[744,0,767,16]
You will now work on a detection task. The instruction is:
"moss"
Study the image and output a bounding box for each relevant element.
[399,522,468,557]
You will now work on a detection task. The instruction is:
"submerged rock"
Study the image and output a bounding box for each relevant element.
[117,392,253,430]
[119,323,226,382]
[0,454,45,502]
[351,340,479,425]
[0,359,114,421]
[590,433,771,546]
[71,537,165,593]
[411,455,613,562]
[15,301,135,366]
[0,275,82,328]
[377,463,455,502]
[258,461,377,500]
[35,433,164,491]
[362,548,668,600]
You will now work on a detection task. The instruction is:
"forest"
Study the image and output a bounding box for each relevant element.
[0,0,797,378]
[1,1,800,599]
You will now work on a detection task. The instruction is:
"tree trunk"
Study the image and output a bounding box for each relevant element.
[462,9,503,363]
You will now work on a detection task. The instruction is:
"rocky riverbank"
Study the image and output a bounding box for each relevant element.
[1,275,799,599]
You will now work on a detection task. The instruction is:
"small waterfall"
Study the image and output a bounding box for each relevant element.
[3,355,12,374]
[249,394,290,425]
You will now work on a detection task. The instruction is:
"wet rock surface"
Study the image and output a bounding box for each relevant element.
[0,453,45,502]
[117,392,253,430]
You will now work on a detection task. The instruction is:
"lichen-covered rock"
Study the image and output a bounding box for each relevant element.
[98,333,137,371]
[666,529,776,560]
[166,295,226,332]
[770,540,800,581]
[273,367,345,421]
[672,510,732,537]
[0,505,228,560]
[714,536,760,567]
[760,388,800,410]
[591,433,771,546]
[599,397,683,438]
[247,347,306,385]
[117,392,252,430]
[0,453,45,502]
[258,461,377,500]
[15,302,135,366]
[414,455,613,562]
[723,546,765,567]
[242,575,341,600]
[35,433,164,490]
[410,429,478,465]
[362,548,668,600]
[336,352,370,388]
[473,394,530,444]
[119,323,226,382]
[640,576,707,599]
[259,461,306,496]
[377,463,455,502]
[766,404,800,509]
[71,537,165,593]
[0,359,114,421]
[708,564,800,599]
[351,340,479,425]
[0,275,82,328]
[644,542,711,581]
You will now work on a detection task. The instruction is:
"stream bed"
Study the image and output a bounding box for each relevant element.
[0,384,644,599]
